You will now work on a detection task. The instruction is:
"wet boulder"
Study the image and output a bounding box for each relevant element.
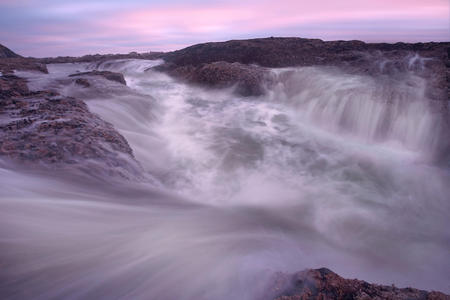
[74,78,91,88]
[268,268,450,300]
[69,70,127,85]
[158,61,274,96]
[0,76,141,180]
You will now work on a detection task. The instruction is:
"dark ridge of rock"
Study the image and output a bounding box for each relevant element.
[159,61,274,96]
[268,268,450,300]
[0,44,21,58]
[0,75,141,180]
[74,78,90,88]
[0,57,48,74]
[158,37,449,101]
[38,51,165,64]
[162,37,448,69]
[69,70,127,85]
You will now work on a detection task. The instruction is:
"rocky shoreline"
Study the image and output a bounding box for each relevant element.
[1,39,450,298]
[0,48,142,180]
[269,268,449,300]
[158,38,449,100]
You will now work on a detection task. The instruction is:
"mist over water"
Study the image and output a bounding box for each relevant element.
[2,58,450,299]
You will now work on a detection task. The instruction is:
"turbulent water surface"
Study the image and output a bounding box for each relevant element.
[1,59,449,299]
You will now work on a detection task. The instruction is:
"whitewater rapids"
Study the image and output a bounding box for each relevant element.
[1,59,449,299]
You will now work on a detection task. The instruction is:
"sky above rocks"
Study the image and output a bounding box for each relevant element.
[0,0,448,57]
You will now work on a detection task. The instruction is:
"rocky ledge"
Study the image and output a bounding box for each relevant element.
[0,59,140,180]
[269,268,449,300]
[157,37,449,100]
[69,70,127,85]
[157,61,273,96]
[37,51,164,64]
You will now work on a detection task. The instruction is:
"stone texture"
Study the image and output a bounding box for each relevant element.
[69,70,127,85]
[0,74,141,180]
[159,61,274,96]
[269,268,450,300]
[158,37,449,101]
[74,78,91,88]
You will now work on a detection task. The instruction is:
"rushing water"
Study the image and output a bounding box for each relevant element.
[1,59,450,299]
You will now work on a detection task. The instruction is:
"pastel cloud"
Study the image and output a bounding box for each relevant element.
[0,0,448,57]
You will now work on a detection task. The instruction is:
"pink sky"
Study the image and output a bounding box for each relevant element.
[0,0,448,57]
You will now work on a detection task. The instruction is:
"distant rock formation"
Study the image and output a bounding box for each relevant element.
[268,268,450,300]
[69,70,127,85]
[0,44,21,58]
[38,51,164,64]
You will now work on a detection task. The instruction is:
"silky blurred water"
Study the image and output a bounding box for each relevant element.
[1,59,449,299]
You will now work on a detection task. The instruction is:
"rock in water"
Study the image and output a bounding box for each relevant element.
[69,70,127,85]
[268,268,450,300]
[159,61,274,96]
[74,78,91,88]
[0,75,141,180]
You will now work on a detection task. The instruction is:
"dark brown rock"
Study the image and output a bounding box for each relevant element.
[69,70,126,85]
[0,44,21,58]
[161,61,274,96]
[74,78,90,88]
[0,57,48,74]
[0,75,30,98]
[268,268,450,300]
[37,51,164,64]
[158,37,449,101]
[0,76,141,179]
[162,37,448,69]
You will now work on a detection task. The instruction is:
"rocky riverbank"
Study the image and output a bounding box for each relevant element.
[269,268,449,300]
[0,45,141,180]
[1,39,450,298]
[157,38,449,101]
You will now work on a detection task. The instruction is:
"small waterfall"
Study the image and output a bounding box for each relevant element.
[270,66,444,156]
[4,58,449,298]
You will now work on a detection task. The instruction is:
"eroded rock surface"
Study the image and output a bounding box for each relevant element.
[158,37,449,101]
[160,61,274,96]
[268,268,450,300]
[69,70,127,85]
[0,70,141,180]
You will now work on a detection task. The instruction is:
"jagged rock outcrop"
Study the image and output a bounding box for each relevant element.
[269,268,450,300]
[69,70,127,85]
[0,44,48,74]
[158,37,449,101]
[158,61,274,96]
[0,44,21,58]
[0,73,141,180]
[162,37,448,69]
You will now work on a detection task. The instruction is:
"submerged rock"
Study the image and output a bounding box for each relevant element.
[74,78,91,88]
[69,70,127,85]
[268,268,450,300]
